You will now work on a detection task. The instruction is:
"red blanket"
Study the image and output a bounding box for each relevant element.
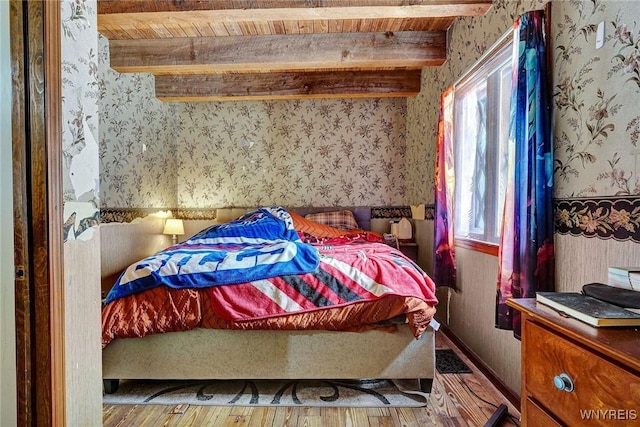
[207,242,438,321]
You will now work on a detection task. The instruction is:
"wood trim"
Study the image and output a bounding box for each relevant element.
[25,1,50,424]
[25,1,51,424]
[454,237,499,256]
[10,1,32,425]
[439,323,521,411]
[11,0,65,425]
[45,1,65,426]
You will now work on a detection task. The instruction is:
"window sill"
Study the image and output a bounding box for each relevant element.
[455,238,499,256]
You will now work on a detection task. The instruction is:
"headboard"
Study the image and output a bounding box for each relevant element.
[212,207,372,231]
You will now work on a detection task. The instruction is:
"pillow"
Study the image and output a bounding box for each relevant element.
[288,211,348,238]
[304,210,360,230]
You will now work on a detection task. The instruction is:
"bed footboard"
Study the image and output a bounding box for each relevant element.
[103,325,435,392]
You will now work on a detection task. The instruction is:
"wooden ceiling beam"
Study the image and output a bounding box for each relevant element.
[99,15,457,39]
[98,5,487,39]
[155,69,423,101]
[98,0,493,15]
[108,31,446,74]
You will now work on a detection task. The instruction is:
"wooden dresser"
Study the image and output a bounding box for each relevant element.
[507,298,640,426]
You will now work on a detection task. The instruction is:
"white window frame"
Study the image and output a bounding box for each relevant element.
[452,31,513,250]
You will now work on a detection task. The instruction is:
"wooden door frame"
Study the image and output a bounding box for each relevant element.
[11,1,65,425]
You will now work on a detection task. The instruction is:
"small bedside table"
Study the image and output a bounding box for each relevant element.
[385,238,418,262]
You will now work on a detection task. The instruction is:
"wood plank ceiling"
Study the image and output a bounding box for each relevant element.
[97,0,492,101]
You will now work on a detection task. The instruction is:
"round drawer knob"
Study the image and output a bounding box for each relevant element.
[553,373,574,392]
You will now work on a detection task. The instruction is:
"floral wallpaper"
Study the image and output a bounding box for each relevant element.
[98,35,177,209]
[173,99,408,208]
[99,42,408,210]
[61,0,100,241]
[553,0,640,197]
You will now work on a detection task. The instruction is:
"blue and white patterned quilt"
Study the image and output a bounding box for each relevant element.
[104,207,320,304]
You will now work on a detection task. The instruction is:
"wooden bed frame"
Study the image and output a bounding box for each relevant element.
[101,207,436,394]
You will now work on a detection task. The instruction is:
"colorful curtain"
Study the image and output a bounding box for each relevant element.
[433,86,457,289]
[496,10,555,336]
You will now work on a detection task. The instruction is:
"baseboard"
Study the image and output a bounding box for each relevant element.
[439,324,521,411]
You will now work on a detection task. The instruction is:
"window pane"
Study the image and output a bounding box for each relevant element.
[494,65,512,241]
[453,34,512,246]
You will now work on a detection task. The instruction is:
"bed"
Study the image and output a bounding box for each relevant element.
[101,206,439,395]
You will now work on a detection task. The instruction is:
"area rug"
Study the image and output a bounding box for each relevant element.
[436,349,473,374]
[103,378,429,407]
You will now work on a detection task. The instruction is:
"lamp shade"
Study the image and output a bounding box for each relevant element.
[163,218,184,236]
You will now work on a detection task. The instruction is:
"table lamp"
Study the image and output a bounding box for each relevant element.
[163,218,184,245]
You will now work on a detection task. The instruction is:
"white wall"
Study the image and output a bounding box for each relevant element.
[0,0,17,425]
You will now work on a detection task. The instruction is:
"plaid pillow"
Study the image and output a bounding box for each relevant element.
[288,211,347,238]
[304,210,360,230]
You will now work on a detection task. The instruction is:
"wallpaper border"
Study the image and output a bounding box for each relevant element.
[555,197,640,243]
[104,199,640,243]
[370,205,435,220]
[100,205,437,224]
[100,208,217,223]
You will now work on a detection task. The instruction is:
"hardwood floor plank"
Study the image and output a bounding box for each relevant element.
[168,405,229,427]
[429,375,465,420]
[415,402,453,427]
[367,415,394,427]
[320,407,342,426]
[271,406,298,427]
[459,363,520,419]
[228,405,253,417]
[344,408,370,427]
[438,373,490,426]
[162,405,206,426]
[366,407,390,417]
[167,403,190,414]
[246,406,277,427]
[124,405,169,426]
[103,404,138,426]
[395,407,421,427]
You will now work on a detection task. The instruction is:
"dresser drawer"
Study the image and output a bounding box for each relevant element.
[523,321,640,426]
[524,398,562,427]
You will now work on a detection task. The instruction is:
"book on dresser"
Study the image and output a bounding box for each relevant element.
[535,292,640,327]
[608,266,640,290]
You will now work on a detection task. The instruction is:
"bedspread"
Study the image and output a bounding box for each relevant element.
[102,242,438,348]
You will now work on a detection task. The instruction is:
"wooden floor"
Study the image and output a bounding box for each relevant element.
[103,332,521,427]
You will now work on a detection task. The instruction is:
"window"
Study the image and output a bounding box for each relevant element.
[453,34,513,247]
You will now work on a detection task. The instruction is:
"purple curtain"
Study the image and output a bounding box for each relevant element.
[496,10,555,336]
[433,86,457,289]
